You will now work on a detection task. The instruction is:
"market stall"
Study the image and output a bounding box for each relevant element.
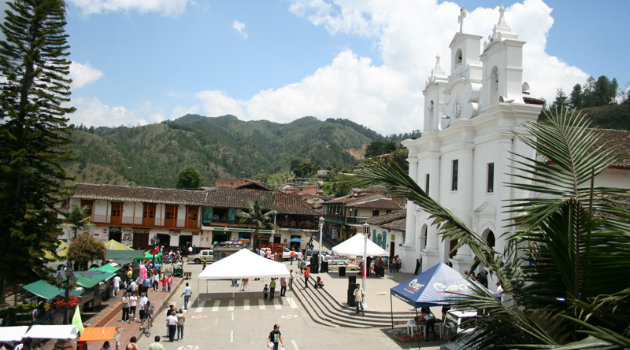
[0,326,29,343]
[197,248,289,293]
[78,327,120,350]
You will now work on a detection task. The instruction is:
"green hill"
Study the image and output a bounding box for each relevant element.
[66,115,379,188]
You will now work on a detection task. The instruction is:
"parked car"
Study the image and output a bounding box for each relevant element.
[187,249,214,264]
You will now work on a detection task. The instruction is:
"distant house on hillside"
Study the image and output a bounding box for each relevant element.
[215,178,271,191]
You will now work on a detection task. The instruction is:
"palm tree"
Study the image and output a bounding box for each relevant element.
[60,204,94,239]
[354,108,630,349]
[236,196,278,250]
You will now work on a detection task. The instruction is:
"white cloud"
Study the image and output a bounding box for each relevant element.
[232,20,248,39]
[279,0,588,133]
[195,90,245,118]
[69,61,104,88]
[68,0,190,16]
[69,97,168,127]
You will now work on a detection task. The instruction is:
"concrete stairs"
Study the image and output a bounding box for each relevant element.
[291,278,416,329]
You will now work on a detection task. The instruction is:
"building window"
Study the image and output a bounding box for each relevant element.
[372,209,380,217]
[487,162,494,193]
[80,200,94,216]
[425,174,430,196]
[451,159,458,191]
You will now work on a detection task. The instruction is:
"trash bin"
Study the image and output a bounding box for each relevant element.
[339,266,346,277]
[320,261,329,273]
[347,284,357,306]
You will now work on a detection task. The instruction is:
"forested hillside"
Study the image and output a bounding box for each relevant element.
[66,115,375,188]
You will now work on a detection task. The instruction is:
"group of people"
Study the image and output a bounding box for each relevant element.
[120,291,153,323]
[263,277,288,299]
[165,305,186,342]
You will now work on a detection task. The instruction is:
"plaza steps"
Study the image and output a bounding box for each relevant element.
[291,278,417,329]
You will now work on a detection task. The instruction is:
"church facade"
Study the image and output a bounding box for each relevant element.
[400,7,543,277]
[399,7,630,282]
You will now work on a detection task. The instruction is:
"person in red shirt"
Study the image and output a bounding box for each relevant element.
[304,266,310,288]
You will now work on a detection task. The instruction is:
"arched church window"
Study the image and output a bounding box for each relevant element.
[456,49,463,66]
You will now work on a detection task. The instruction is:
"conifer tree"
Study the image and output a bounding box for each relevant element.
[0,0,75,303]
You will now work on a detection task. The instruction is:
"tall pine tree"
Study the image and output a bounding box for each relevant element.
[0,0,75,302]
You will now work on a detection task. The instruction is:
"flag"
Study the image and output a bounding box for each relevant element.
[72,305,84,333]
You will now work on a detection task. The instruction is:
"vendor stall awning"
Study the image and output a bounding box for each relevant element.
[106,250,145,265]
[23,280,82,300]
[331,233,388,257]
[198,248,289,280]
[90,263,121,274]
[0,326,29,342]
[24,325,78,339]
[78,327,119,342]
[75,274,100,289]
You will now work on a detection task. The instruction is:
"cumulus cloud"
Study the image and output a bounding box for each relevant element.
[68,0,190,16]
[195,90,246,118]
[232,20,248,39]
[69,61,104,88]
[68,97,171,127]
[279,0,587,133]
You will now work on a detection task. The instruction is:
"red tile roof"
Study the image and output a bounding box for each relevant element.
[73,183,318,216]
[366,210,406,225]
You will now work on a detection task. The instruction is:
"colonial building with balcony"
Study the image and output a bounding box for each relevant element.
[66,183,319,251]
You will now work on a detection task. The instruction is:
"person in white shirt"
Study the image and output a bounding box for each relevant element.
[166,311,178,342]
[138,293,148,321]
[129,293,138,321]
[112,275,121,298]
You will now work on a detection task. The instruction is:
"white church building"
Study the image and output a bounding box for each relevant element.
[399,7,630,279]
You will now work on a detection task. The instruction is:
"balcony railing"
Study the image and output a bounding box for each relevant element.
[91,214,195,229]
[345,216,369,225]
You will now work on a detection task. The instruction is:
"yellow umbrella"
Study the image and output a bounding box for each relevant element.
[105,239,133,251]
[44,240,69,260]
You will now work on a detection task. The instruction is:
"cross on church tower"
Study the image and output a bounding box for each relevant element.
[458,8,467,33]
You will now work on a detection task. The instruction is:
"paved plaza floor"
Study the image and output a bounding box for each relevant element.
[132,260,444,350]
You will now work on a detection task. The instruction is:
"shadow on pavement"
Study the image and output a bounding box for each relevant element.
[380,326,444,349]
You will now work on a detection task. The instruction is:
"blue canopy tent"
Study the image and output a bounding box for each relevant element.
[389,262,478,346]
[288,237,304,242]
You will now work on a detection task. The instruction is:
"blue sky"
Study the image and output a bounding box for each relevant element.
[52,0,630,134]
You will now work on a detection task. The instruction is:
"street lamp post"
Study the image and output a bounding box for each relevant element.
[318,217,325,266]
[57,264,76,324]
[362,222,369,308]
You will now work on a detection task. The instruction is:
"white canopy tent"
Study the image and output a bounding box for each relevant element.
[0,326,29,342]
[198,249,289,279]
[23,325,78,339]
[332,233,389,257]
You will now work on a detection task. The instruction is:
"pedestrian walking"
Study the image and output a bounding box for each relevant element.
[414,258,421,275]
[129,292,138,321]
[176,309,185,341]
[269,278,276,300]
[161,275,167,292]
[148,336,164,350]
[138,293,147,321]
[353,283,365,315]
[280,277,287,297]
[112,275,121,298]
[125,336,138,350]
[267,324,284,350]
[263,284,269,299]
[202,257,207,270]
[288,270,294,291]
[181,283,192,310]
[166,311,178,342]
[290,249,295,265]
[121,292,129,322]
[167,275,173,292]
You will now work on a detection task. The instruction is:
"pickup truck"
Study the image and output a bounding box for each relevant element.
[187,249,214,264]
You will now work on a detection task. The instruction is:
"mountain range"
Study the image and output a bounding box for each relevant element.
[65,114,385,188]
